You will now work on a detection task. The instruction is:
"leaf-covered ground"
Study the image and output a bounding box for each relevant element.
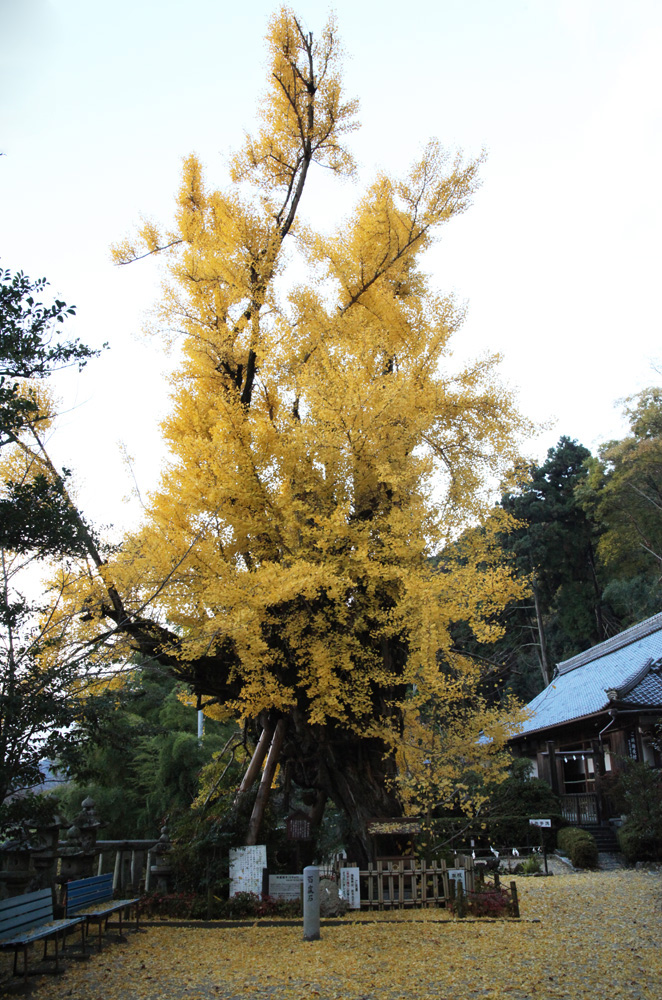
[6,870,662,999]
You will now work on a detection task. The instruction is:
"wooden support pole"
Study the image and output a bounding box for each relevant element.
[246,719,286,846]
[235,724,274,804]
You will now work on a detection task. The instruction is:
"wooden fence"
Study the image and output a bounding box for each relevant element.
[347,855,476,910]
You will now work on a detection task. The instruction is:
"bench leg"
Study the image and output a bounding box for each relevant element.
[12,944,29,981]
[18,944,28,982]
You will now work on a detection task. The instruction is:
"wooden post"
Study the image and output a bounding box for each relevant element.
[546,741,560,794]
[145,851,153,893]
[510,880,520,918]
[113,851,122,892]
[235,724,274,804]
[246,719,286,845]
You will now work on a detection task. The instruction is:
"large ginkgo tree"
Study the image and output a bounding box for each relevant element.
[45,9,530,862]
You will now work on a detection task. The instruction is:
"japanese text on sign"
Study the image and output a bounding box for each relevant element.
[268,874,303,901]
[447,868,466,890]
[229,845,267,897]
[339,867,361,909]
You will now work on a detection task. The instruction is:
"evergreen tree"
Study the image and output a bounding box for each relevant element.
[0,267,101,803]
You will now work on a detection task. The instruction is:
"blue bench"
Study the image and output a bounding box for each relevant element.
[0,888,85,981]
[65,873,141,951]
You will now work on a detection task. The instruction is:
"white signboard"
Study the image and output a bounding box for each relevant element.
[339,867,361,909]
[268,874,303,901]
[229,845,267,897]
[529,818,552,828]
[447,868,466,890]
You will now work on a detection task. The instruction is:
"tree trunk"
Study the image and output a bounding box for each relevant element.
[531,575,551,686]
[285,717,403,867]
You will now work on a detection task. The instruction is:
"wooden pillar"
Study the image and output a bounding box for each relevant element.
[235,724,274,804]
[246,719,286,846]
[546,741,560,795]
[590,740,604,823]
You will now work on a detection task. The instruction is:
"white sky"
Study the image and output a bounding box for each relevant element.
[2,0,661,536]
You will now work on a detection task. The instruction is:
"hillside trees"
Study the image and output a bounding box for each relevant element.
[47,10,530,862]
[500,437,608,682]
[579,388,662,623]
[55,665,245,838]
[448,438,610,701]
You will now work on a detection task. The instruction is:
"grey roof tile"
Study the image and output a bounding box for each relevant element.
[516,614,662,736]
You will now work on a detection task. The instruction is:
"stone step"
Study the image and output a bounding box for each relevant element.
[579,825,620,850]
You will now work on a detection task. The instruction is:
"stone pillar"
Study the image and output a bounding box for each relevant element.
[303,866,320,941]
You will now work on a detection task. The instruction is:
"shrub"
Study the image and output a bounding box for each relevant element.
[141,891,196,918]
[450,884,513,918]
[556,827,598,868]
[486,759,562,849]
[520,853,542,875]
[611,761,662,863]
[142,889,302,920]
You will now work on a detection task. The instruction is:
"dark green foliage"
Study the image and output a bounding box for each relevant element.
[608,761,662,863]
[0,266,104,805]
[499,437,608,679]
[601,575,661,626]
[0,791,62,840]
[0,470,94,557]
[55,666,241,838]
[486,759,561,847]
[556,827,598,868]
[0,591,79,803]
[448,437,620,704]
[578,389,662,620]
[0,267,99,446]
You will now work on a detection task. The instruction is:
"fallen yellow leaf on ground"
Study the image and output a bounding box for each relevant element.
[3,870,660,1000]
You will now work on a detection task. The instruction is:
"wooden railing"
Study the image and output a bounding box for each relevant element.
[353,856,476,910]
[560,793,599,825]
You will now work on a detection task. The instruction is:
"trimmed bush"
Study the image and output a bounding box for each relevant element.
[556,827,598,868]
[617,819,662,863]
[610,762,662,863]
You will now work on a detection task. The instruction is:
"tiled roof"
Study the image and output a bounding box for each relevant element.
[515,614,662,737]
[625,669,662,707]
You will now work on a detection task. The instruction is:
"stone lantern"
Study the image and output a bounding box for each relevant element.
[74,797,101,862]
[29,810,65,891]
[150,825,173,893]
[0,822,33,899]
